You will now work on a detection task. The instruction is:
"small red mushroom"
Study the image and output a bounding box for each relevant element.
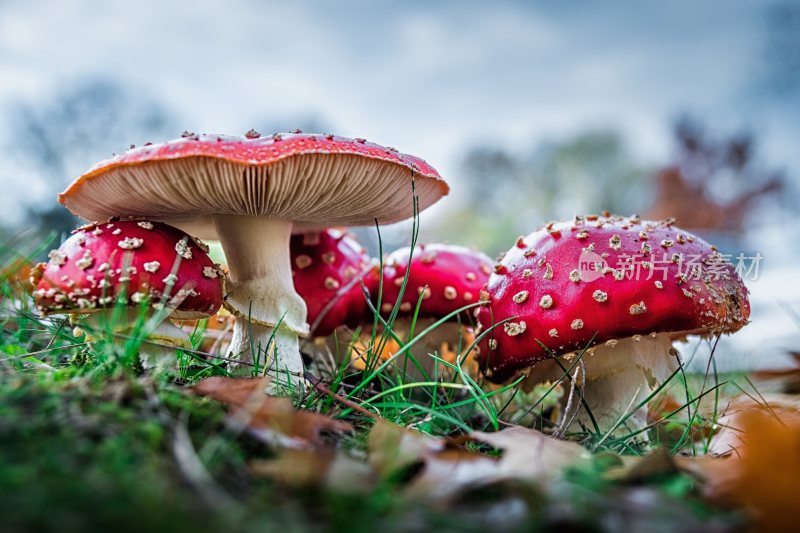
[290,228,372,337]
[31,220,224,369]
[354,243,493,378]
[477,214,750,437]
[374,243,493,319]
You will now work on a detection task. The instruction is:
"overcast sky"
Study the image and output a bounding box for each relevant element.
[1,0,793,223]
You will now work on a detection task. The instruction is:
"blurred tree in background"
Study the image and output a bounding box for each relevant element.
[439,130,647,254]
[3,80,177,239]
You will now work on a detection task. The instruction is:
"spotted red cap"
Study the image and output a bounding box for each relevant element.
[374,244,493,319]
[291,228,372,336]
[31,220,224,319]
[477,214,750,381]
[58,132,449,236]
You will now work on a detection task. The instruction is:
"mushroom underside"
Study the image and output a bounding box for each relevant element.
[65,154,444,232]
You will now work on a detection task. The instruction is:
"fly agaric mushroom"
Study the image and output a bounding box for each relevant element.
[357,243,493,377]
[31,220,223,369]
[291,228,372,337]
[477,214,750,436]
[377,243,493,319]
[57,132,448,389]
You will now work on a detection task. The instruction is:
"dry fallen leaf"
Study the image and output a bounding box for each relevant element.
[366,420,497,499]
[465,427,590,481]
[191,376,352,448]
[367,419,445,475]
[678,397,800,532]
[368,421,588,500]
[322,320,479,379]
[603,448,678,483]
[706,393,800,457]
[251,449,376,493]
[1,257,33,290]
[405,448,500,500]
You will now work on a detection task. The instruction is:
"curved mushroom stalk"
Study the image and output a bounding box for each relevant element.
[214,215,309,389]
[525,333,679,440]
[80,308,191,372]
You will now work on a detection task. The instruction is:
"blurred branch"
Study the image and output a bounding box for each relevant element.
[647,115,791,233]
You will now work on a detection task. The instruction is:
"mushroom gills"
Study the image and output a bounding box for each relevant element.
[524,333,679,440]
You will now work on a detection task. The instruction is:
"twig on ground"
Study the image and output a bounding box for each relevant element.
[305,372,380,420]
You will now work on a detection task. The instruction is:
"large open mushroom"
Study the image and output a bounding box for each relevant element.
[58,132,448,389]
[477,214,750,437]
[31,220,223,369]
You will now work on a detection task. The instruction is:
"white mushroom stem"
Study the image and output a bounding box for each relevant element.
[525,333,679,440]
[213,215,308,390]
[229,322,304,386]
[80,308,191,371]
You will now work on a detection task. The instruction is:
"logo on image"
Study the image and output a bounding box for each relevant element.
[577,250,608,282]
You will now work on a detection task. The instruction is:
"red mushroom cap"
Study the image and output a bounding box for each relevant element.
[69,133,441,183]
[477,215,751,381]
[31,220,224,319]
[374,244,493,319]
[58,132,449,235]
[291,228,372,337]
